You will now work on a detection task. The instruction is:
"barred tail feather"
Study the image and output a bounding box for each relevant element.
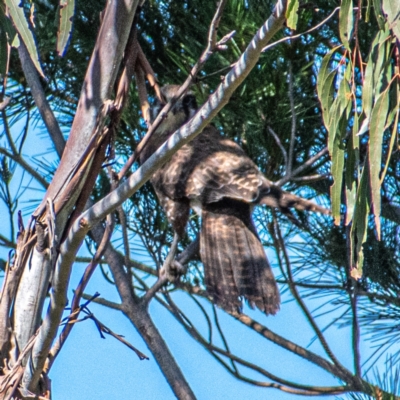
[200,200,280,315]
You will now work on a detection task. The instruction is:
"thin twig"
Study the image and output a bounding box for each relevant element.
[262,7,341,53]
[159,293,355,396]
[276,147,329,186]
[272,214,347,372]
[83,309,149,360]
[267,126,288,167]
[287,60,296,175]
[290,173,330,182]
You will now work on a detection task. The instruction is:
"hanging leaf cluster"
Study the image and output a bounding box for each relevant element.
[317,0,399,279]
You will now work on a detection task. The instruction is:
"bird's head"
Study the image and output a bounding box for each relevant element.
[151,85,197,136]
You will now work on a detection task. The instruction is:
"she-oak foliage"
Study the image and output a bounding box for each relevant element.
[0,0,399,398]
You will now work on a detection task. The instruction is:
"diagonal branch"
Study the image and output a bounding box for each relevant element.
[18,42,65,158]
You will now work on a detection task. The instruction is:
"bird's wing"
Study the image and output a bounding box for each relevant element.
[153,125,267,204]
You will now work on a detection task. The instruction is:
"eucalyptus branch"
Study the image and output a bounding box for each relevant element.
[18,42,65,158]
[291,173,330,182]
[232,312,369,392]
[211,304,238,373]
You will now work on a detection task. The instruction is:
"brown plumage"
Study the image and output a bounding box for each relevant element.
[141,85,329,315]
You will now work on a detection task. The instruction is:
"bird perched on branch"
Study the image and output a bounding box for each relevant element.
[140,85,329,315]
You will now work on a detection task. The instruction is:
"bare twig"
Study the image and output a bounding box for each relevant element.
[350,285,361,377]
[262,7,341,53]
[291,173,330,182]
[83,309,149,361]
[276,147,329,186]
[267,125,288,167]
[272,215,348,374]
[159,293,356,396]
[287,60,296,175]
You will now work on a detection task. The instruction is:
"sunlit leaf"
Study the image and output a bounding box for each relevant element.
[380,85,400,185]
[345,114,360,225]
[368,87,390,240]
[373,0,386,30]
[5,0,45,77]
[382,0,400,41]
[286,0,299,30]
[57,0,75,56]
[317,46,341,131]
[350,165,369,278]
[362,27,390,117]
[339,0,354,51]
[330,126,345,225]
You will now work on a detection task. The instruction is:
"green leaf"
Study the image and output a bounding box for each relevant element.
[286,0,299,30]
[339,0,354,51]
[330,128,345,225]
[362,27,390,117]
[380,85,400,188]
[0,21,9,75]
[57,0,75,56]
[350,165,370,279]
[317,46,341,132]
[372,29,390,96]
[382,0,400,41]
[345,114,360,225]
[327,61,352,153]
[373,0,386,30]
[368,87,390,240]
[0,4,17,40]
[5,0,45,77]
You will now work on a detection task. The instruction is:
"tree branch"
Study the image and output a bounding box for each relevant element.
[18,42,65,158]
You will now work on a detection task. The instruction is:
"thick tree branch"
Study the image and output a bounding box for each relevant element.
[18,42,65,158]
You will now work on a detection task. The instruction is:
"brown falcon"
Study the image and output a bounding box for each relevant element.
[140,85,328,315]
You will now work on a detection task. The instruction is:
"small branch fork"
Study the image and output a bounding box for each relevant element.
[58,298,149,361]
[45,212,115,372]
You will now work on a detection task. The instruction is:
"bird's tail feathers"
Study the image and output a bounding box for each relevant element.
[200,200,280,315]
